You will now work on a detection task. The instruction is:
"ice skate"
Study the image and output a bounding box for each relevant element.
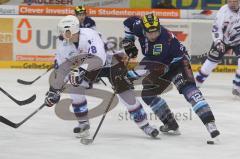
[159,119,181,135]
[205,122,220,144]
[232,88,240,97]
[205,122,220,138]
[141,124,159,138]
[73,121,90,138]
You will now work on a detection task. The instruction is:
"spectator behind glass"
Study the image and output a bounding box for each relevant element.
[153,0,176,9]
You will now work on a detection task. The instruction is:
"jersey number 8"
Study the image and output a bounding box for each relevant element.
[88,46,97,54]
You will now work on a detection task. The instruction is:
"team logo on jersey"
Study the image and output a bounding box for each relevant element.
[153,44,162,55]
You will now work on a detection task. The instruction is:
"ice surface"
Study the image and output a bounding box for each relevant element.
[0,69,239,159]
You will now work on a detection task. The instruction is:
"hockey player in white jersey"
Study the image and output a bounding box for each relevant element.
[45,15,159,138]
[195,0,240,96]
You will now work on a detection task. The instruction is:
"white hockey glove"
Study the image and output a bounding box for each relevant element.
[214,40,225,53]
[69,67,86,87]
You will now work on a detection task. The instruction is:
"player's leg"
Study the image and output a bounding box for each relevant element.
[118,90,159,137]
[232,46,240,96]
[195,43,226,87]
[109,56,159,138]
[139,57,180,135]
[70,93,90,138]
[173,58,220,139]
[142,95,180,135]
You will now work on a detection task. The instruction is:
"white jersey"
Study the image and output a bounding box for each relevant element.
[55,28,106,68]
[212,4,240,46]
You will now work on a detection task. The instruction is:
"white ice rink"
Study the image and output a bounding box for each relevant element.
[0,69,239,159]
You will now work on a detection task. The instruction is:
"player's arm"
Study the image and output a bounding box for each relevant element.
[45,41,63,107]
[122,17,140,58]
[212,6,226,53]
[69,33,106,87]
[168,36,195,91]
[123,16,140,40]
[167,30,190,64]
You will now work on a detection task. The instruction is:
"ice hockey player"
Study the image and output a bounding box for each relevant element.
[74,6,96,30]
[195,0,240,97]
[122,13,220,140]
[45,15,159,139]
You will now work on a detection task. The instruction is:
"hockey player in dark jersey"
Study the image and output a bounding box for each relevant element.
[122,13,220,140]
[74,6,96,30]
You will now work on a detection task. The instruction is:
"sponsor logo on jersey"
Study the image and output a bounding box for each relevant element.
[153,44,162,55]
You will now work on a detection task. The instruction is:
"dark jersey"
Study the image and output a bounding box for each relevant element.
[123,16,188,66]
[80,16,96,29]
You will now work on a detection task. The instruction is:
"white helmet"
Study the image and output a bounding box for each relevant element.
[57,15,80,39]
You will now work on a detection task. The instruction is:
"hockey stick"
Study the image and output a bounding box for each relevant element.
[0,87,36,106]
[17,66,53,85]
[0,82,68,128]
[99,78,107,86]
[0,103,45,128]
[196,52,208,59]
[0,55,92,128]
[80,56,132,145]
[80,92,116,145]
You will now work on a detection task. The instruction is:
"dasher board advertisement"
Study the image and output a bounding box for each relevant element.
[0,0,130,7]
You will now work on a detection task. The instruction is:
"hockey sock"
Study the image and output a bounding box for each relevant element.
[118,90,149,127]
[142,96,177,126]
[233,58,240,88]
[71,94,88,122]
[233,73,240,88]
[182,85,215,124]
[196,59,218,83]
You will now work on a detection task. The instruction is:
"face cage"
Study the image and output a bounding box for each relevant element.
[143,28,161,37]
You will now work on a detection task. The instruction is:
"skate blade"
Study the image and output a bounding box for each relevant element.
[75,130,90,138]
[161,129,181,136]
[233,95,240,100]
[80,138,93,145]
[207,136,220,145]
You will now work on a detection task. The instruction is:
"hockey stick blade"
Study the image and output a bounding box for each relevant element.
[0,104,45,128]
[0,116,19,128]
[80,138,93,145]
[0,87,36,106]
[17,77,40,85]
[16,94,36,106]
[17,66,53,85]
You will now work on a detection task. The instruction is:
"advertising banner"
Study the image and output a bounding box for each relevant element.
[0,5,18,15]
[181,9,217,19]
[87,8,180,18]
[19,5,74,16]
[0,0,130,7]
[13,16,59,61]
[161,21,191,53]
[0,17,13,61]
[0,5,217,20]
[152,0,225,10]
[0,61,52,68]
[18,5,181,18]
[0,15,238,72]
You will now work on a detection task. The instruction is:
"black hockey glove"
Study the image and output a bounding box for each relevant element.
[53,59,59,69]
[45,87,61,107]
[69,67,87,87]
[121,38,138,58]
